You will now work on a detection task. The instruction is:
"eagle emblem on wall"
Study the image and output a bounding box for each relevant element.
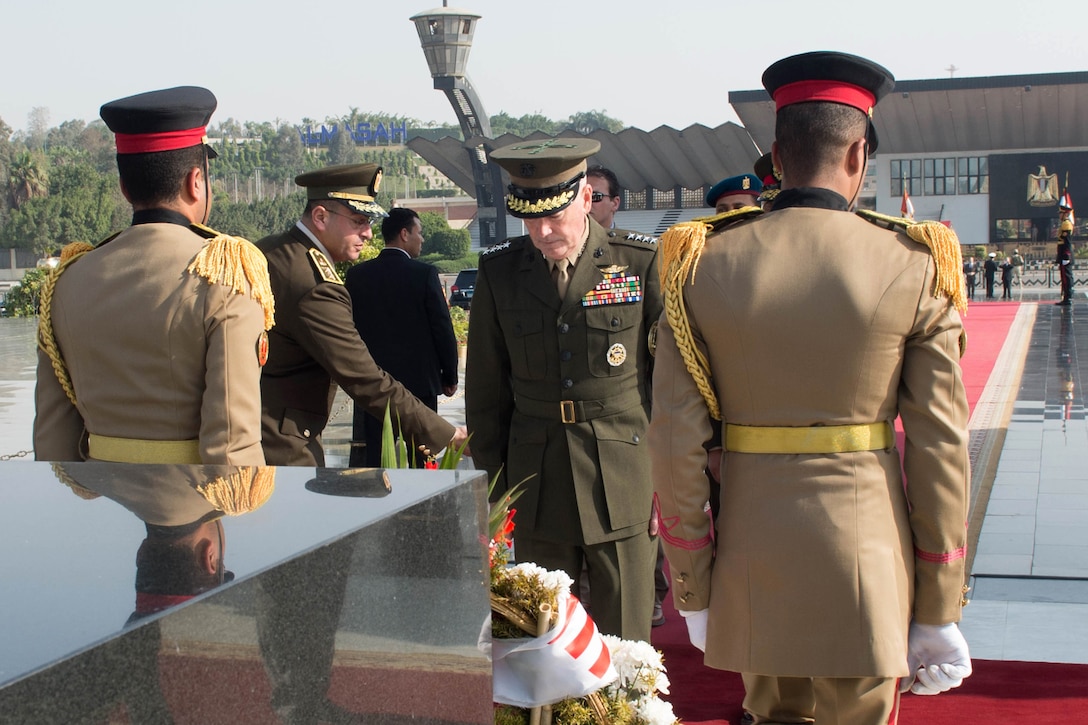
[1027,165,1059,206]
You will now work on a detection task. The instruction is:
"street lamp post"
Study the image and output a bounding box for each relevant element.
[410,5,507,249]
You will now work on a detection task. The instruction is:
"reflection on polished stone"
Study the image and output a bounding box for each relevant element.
[0,462,491,724]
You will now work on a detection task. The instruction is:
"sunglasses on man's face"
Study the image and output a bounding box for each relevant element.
[591,192,613,203]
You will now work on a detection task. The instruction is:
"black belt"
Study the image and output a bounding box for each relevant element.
[515,388,644,424]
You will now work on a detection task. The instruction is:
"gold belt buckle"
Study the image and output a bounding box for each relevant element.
[560,400,577,424]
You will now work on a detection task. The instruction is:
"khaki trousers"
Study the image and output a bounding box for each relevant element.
[742,673,900,725]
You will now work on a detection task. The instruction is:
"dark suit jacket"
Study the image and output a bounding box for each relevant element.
[255,225,454,466]
[345,248,458,399]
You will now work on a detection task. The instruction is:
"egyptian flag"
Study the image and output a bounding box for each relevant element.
[901,187,915,220]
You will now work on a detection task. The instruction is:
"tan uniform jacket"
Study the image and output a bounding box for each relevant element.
[33,217,267,465]
[466,219,662,545]
[256,226,454,466]
[649,192,969,677]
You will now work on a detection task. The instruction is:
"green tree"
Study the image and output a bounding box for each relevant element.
[565,109,624,134]
[427,227,470,258]
[4,266,50,316]
[326,126,359,165]
[7,151,49,209]
[419,211,450,241]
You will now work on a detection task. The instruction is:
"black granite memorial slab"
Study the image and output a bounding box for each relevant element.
[0,462,491,724]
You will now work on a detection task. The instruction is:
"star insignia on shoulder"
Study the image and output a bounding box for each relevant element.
[481,240,513,256]
[624,232,658,245]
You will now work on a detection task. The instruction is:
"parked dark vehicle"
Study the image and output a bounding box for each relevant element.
[449,268,477,310]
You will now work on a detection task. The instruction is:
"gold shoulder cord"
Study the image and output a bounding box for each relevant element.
[38,242,95,407]
[659,220,719,419]
[657,208,761,421]
[187,234,276,330]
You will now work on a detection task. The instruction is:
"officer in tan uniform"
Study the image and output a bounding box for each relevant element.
[466,138,662,641]
[649,52,972,724]
[33,86,274,466]
[256,163,467,466]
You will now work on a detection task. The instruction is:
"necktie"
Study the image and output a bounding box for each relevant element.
[554,259,571,298]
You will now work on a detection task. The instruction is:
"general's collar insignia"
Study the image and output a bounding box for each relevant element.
[308,248,342,285]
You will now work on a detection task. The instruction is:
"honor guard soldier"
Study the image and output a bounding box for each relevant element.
[256,163,467,466]
[650,52,972,724]
[466,138,663,641]
[706,173,763,214]
[34,86,274,465]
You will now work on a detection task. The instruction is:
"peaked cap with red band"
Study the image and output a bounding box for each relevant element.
[762,51,894,153]
[100,85,218,159]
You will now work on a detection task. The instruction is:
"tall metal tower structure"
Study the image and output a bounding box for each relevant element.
[410,5,507,248]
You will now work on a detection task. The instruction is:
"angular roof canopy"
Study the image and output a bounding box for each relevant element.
[407,122,761,199]
[728,70,1088,156]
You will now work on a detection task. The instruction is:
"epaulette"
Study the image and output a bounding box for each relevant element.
[480,239,516,259]
[93,230,123,249]
[187,233,276,330]
[38,244,97,407]
[691,205,764,234]
[856,210,967,314]
[617,231,658,246]
[197,466,277,515]
[305,247,342,287]
[190,221,222,239]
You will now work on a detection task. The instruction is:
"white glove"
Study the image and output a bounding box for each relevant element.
[679,608,708,652]
[900,622,972,695]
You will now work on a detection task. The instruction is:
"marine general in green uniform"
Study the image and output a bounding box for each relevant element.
[256,164,467,467]
[33,86,273,466]
[466,138,662,641]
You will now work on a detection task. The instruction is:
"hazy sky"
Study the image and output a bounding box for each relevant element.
[4,0,1086,135]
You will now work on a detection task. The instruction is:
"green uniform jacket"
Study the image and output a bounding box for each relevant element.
[466,218,662,545]
[257,225,455,466]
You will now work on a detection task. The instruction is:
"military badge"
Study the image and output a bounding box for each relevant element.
[257,331,269,366]
[606,343,627,367]
[308,248,343,284]
[582,268,642,306]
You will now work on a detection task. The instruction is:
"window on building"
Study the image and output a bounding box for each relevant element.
[958,157,989,194]
[680,187,704,208]
[924,157,956,196]
[652,189,673,209]
[890,159,921,196]
[626,189,647,211]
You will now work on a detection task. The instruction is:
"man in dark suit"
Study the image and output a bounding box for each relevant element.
[255,163,467,467]
[344,207,459,466]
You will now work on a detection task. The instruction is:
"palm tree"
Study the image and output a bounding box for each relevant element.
[8,151,49,209]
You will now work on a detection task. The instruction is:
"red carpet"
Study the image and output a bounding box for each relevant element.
[652,302,1088,723]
